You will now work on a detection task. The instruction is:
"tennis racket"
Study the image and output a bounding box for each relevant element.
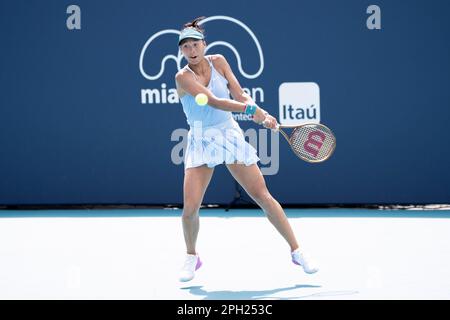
[270,122,336,163]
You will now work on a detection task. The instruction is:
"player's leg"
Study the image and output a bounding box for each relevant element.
[179,165,214,282]
[182,165,214,254]
[226,163,299,250]
[226,163,319,273]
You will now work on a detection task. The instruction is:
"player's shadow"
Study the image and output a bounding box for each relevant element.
[180,284,322,300]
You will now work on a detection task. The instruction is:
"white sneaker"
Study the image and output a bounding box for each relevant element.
[291,249,319,274]
[179,254,202,282]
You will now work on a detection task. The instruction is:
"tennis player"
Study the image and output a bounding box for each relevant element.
[175,17,319,282]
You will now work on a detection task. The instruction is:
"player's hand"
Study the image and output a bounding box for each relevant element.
[262,114,278,130]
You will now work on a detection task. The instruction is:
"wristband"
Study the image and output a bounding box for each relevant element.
[244,104,257,115]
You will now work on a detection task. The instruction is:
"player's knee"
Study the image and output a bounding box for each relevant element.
[252,190,272,207]
[182,203,200,218]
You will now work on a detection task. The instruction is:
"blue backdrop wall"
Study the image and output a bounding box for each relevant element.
[1,0,449,205]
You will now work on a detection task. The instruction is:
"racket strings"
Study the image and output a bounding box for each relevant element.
[290,125,336,162]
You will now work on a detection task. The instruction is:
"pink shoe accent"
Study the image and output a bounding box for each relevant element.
[195,256,202,270]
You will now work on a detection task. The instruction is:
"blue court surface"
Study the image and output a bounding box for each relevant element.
[1,208,449,300]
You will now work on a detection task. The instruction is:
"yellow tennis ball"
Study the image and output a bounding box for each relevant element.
[195,93,208,106]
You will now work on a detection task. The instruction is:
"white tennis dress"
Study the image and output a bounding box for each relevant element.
[179,56,260,169]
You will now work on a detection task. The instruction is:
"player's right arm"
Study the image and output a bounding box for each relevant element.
[175,70,248,114]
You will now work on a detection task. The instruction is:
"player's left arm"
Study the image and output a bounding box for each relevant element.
[213,54,253,104]
[213,54,277,128]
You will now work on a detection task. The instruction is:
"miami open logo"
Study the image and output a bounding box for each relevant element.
[139,15,265,105]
